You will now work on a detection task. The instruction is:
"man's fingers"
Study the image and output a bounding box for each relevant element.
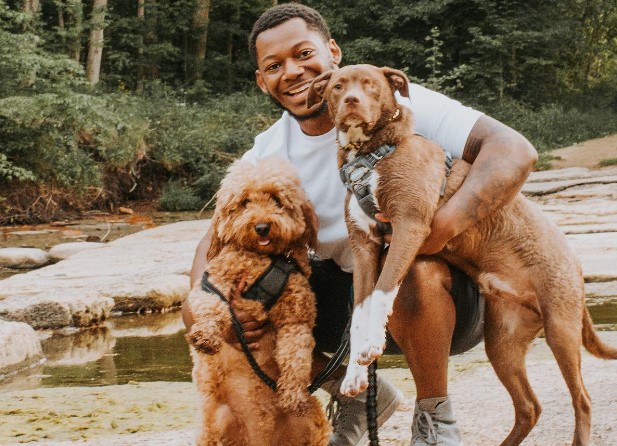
[230,341,260,352]
[374,213,390,223]
[229,274,248,307]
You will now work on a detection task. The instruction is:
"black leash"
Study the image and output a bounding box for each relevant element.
[367,361,379,445]
[201,272,278,390]
[200,266,350,393]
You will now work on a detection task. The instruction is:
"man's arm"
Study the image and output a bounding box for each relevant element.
[419,115,538,254]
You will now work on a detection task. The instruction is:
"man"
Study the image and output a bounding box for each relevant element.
[185,4,538,446]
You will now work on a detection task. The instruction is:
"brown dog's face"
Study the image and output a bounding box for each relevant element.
[208,158,318,260]
[306,64,409,143]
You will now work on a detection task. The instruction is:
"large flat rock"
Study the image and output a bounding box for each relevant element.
[0,320,43,371]
[0,220,210,328]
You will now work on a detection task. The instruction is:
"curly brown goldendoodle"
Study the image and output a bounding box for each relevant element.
[186,157,330,446]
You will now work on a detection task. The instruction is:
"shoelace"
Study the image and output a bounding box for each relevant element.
[413,409,438,445]
[327,394,344,425]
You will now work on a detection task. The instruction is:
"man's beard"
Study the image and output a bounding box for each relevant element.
[268,95,328,122]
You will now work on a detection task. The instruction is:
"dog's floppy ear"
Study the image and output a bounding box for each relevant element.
[301,199,319,251]
[306,70,334,109]
[381,67,410,98]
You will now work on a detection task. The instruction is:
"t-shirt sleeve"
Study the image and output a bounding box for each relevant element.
[397,84,483,159]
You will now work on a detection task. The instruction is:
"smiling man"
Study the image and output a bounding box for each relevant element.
[186,4,538,446]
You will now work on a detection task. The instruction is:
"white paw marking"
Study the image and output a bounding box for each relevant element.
[359,288,398,363]
[340,363,368,397]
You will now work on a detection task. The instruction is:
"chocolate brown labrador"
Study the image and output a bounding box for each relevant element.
[306,64,617,446]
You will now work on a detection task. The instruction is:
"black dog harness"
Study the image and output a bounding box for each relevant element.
[339,144,396,234]
[339,144,454,234]
[200,255,350,393]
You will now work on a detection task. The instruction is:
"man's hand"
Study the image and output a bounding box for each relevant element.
[224,275,269,351]
[374,210,456,256]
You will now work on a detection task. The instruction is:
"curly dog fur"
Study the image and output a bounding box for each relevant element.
[186,158,330,446]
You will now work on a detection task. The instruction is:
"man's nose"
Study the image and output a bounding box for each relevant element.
[282,59,304,80]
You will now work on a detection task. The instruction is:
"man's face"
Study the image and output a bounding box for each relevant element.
[255,18,341,121]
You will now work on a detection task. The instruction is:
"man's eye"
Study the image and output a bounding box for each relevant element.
[299,50,313,58]
[265,63,280,72]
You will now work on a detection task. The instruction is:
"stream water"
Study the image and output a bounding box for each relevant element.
[2,302,616,393]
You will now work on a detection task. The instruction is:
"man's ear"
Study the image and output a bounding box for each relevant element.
[256,70,268,94]
[306,70,334,109]
[329,39,342,66]
[381,67,410,98]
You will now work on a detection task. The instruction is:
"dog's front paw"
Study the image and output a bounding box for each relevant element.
[340,364,368,397]
[358,341,385,365]
[186,323,222,354]
[277,387,311,416]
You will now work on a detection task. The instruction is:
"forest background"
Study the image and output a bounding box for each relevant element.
[1,0,617,223]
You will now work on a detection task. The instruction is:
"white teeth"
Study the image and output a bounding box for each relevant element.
[288,84,309,95]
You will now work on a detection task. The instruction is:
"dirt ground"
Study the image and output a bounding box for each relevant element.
[549,133,617,169]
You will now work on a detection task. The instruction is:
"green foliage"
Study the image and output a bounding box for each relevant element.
[598,158,617,167]
[478,97,617,153]
[158,181,203,211]
[1,0,617,222]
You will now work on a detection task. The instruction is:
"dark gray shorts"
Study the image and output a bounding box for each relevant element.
[309,259,484,356]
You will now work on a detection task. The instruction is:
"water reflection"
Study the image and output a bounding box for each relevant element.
[2,299,617,392]
[0,311,191,392]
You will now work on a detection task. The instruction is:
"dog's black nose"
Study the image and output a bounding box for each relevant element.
[254,223,271,236]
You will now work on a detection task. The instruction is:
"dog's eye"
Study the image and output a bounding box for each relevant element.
[333,83,343,91]
[241,198,251,207]
[271,195,283,207]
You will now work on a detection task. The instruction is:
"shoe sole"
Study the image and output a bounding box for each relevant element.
[356,389,404,446]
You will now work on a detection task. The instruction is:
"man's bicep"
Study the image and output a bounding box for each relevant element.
[190,226,213,287]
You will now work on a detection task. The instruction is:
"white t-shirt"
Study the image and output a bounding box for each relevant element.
[242,83,483,272]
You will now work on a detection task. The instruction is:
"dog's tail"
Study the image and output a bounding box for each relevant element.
[582,306,617,359]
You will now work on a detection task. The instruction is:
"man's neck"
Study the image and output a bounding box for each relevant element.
[297,113,335,136]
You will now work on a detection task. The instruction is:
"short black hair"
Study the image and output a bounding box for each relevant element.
[249,3,331,66]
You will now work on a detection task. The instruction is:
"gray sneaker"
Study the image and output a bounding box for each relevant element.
[410,396,463,446]
[323,374,404,446]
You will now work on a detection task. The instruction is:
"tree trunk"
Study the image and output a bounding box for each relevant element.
[189,0,211,82]
[136,0,145,94]
[67,0,83,62]
[21,0,39,14]
[86,0,107,85]
[21,0,39,32]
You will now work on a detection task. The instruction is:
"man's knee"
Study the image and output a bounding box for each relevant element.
[396,256,452,313]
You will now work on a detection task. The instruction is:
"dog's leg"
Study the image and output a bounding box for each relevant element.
[484,299,543,446]
[359,220,429,364]
[341,233,382,396]
[274,323,315,415]
[186,287,230,354]
[539,288,591,446]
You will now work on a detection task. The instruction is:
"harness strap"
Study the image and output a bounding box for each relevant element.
[242,256,298,310]
[440,151,454,197]
[340,144,396,234]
